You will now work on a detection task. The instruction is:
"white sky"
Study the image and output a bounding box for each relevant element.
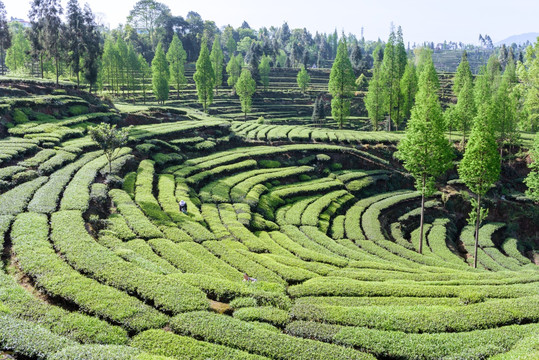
[3,0,539,45]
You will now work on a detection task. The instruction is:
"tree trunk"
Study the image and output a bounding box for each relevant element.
[419,175,426,254]
[55,57,59,85]
[473,193,481,269]
[40,54,44,79]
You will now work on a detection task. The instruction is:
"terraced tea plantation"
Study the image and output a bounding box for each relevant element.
[0,83,538,360]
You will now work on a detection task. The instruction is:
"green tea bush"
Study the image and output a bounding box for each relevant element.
[12,109,29,124]
[171,311,375,360]
[0,315,76,359]
[131,329,264,360]
[233,306,290,327]
[11,213,166,331]
[51,211,209,314]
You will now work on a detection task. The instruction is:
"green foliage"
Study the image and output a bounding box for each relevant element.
[11,212,167,331]
[234,306,290,327]
[329,38,356,128]
[152,42,170,104]
[235,68,257,119]
[258,56,271,91]
[6,23,30,73]
[525,133,539,201]
[396,54,453,253]
[453,50,473,97]
[166,34,187,99]
[226,54,243,89]
[131,329,264,360]
[194,39,215,112]
[296,66,311,93]
[171,311,375,360]
[399,59,418,122]
[365,45,387,130]
[288,321,539,360]
[210,35,224,93]
[0,315,76,359]
[89,123,130,174]
[12,109,29,124]
[459,106,500,197]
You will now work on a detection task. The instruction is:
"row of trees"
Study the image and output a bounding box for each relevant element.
[364,26,412,131]
[396,46,539,266]
[396,50,501,268]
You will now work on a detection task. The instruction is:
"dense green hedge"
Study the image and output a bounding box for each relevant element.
[28,151,102,213]
[171,311,375,360]
[169,273,290,308]
[38,150,78,174]
[11,212,168,331]
[0,314,76,359]
[110,189,164,238]
[51,210,209,314]
[288,276,539,298]
[0,176,48,215]
[131,329,266,360]
[204,240,285,285]
[0,270,128,344]
[49,344,172,360]
[290,295,539,333]
[234,306,290,327]
[286,320,539,360]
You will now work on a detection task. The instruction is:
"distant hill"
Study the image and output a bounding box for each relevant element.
[495,33,539,46]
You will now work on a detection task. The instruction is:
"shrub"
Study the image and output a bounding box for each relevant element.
[11,169,39,184]
[233,306,290,327]
[11,212,168,331]
[49,345,167,360]
[51,211,209,314]
[67,105,89,116]
[171,311,375,360]
[131,329,263,360]
[0,315,76,359]
[12,109,29,124]
[259,159,281,168]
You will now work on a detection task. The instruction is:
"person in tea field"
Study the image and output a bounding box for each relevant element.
[179,200,187,213]
[243,273,257,283]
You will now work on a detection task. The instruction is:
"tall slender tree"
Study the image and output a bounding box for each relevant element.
[29,0,64,84]
[116,37,128,94]
[81,3,102,93]
[365,45,386,130]
[454,77,476,144]
[65,0,84,87]
[297,65,311,93]
[127,44,139,97]
[235,68,256,120]
[400,59,418,122]
[6,23,29,73]
[518,40,539,131]
[396,55,454,254]
[453,51,473,97]
[193,38,215,112]
[381,26,403,130]
[151,42,169,104]
[328,38,355,128]
[102,38,119,94]
[138,54,150,103]
[0,1,11,75]
[258,55,271,91]
[458,104,500,269]
[491,73,519,162]
[210,35,224,95]
[226,54,242,93]
[166,34,187,99]
[525,133,539,201]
